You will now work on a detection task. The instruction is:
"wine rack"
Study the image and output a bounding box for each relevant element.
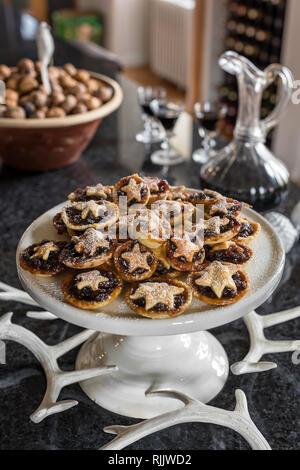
[219,0,288,142]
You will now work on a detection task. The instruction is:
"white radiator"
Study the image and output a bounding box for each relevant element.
[149,0,194,89]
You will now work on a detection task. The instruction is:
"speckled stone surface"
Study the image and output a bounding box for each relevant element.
[0,36,299,450]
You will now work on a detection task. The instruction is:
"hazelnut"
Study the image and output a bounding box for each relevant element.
[18,58,35,74]
[63,63,77,77]
[6,78,19,91]
[29,109,46,119]
[72,103,87,114]
[39,84,49,95]
[31,90,48,108]
[51,83,63,94]
[22,101,36,117]
[98,86,113,103]
[70,82,87,97]
[51,91,65,106]
[60,75,77,90]
[0,64,11,79]
[19,93,32,105]
[6,89,19,102]
[85,96,102,110]
[62,94,77,113]
[46,107,66,118]
[19,76,39,94]
[6,99,18,108]
[48,66,61,81]
[4,106,26,119]
[75,69,90,84]
[87,79,100,94]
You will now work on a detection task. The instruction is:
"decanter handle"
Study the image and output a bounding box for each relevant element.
[261,64,294,133]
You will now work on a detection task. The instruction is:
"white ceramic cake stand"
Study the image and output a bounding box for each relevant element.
[17,202,284,419]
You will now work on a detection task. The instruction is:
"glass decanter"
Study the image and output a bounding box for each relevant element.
[200,51,294,211]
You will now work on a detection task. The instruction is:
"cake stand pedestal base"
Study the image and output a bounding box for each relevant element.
[76,331,229,419]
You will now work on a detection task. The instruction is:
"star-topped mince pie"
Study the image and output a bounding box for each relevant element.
[113,174,150,207]
[62,268,123,310]
[205,241,253,266]
[119,208,171,249]
[204,190,242,219]
[152,199,195,228]
[20,240,67,276]
[113,240,157,281]
[166,233,205,272]
[142,176,170,203]
[194,215,241,245]
[126,279,192,319]
[62,200,119,232]
[233,217,261,243]
[188,261,250,306]
[60,228,116,269]
[68,183,113,202]
[167,186,211,205]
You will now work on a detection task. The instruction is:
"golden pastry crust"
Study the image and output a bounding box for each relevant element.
[60,228,117,269]
[188,262,250,306]
[152,244,182,279]
[233,218,261,243]
[113,240,157,282]
[62,268,123,310]
[68,183,113,203]
[113,173,150,207]
[199,215,241,245]
[204,194,242,219]
[142,176,170,203]
[61,200,119,231]
[125,279,192,319]
[19,240,67,276]
[167,186,214,206]
[166,233,205,272]
[205,241,253,266]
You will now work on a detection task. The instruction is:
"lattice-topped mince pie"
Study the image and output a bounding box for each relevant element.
[20,173,260,314]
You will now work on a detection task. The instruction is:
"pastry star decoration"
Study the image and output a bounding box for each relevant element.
[130,282,184,311]
[76,270,108,291]
[210,197,237,216]
[195,261,238,298]
[143,177,160,193]
[86,183,108,199]
[171,234,203,262]
[31,242,59,261]
[75,200,102,219]
[121,243,151,273]
[204,216,229,235]
[72,228,110,256]
[121,178,144,203]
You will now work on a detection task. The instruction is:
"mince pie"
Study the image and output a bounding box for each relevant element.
[204,191,242,219]
[126,279,192,319]
[205,241,253,266]
[62,268,123,310]
[143,176,170,203]
[53,212,68,235]
[121,209,171,249]
[195,215,241,245]
[152,244,181,279]
[62,200,119,231]
[166,233,205,272]
[20,240,67,276]
[188,261,250,306]
[113,240,157,281]
[152,200,195,228]
[113,174,150,207]
[167,186,212,205]
[233,217,261,243]
[60,228,116,269]
[68,183,113,203]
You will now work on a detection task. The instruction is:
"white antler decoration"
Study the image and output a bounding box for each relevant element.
[0,281,57,319]
[100,389,271,450]
[0,312,117,423]
[231,308,300,375]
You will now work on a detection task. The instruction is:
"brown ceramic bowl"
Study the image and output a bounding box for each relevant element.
[0,72,123,171]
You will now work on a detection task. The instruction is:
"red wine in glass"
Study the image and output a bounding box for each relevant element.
[136,87,166,144]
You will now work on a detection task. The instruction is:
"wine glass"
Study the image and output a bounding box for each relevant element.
[136,86,166,144]
[150,98,185,166]
[192,101,227,164]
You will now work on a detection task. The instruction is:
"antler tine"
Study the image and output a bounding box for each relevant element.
[100,389,271,451]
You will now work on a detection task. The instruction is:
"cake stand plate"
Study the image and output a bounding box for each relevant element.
[17,201,284,419]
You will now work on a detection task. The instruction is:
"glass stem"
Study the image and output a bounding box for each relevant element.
[144,116,152,136]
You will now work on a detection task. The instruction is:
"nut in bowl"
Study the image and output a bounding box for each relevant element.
[0,59,123,171]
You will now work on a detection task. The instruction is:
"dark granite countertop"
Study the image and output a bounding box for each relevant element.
[0,30,299,450]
